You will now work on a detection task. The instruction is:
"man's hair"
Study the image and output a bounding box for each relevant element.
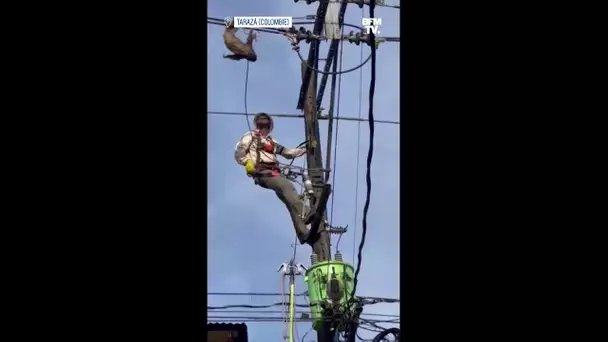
[255,113,270,122]
[253,113,273,132]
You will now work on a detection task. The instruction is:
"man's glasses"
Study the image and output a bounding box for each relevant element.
[256,122,270,129]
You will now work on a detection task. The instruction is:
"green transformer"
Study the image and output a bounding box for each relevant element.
[304,255,358,332]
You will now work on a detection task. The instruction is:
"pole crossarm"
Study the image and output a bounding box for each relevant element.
[284,26,399,48]
[294,0,400,9]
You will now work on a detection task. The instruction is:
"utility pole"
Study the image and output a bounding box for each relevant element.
[301,61,331,262]
[278,260,306,342]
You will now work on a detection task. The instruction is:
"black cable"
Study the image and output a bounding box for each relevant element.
[207,309,400,318]
[291,236,298,261]
[208,303,311,309]
[358,323,399,342]
[296,48,372,75]
[329,21,347,251]
[295,0,400,8]
[359,318,400,333]
[206,318,396,323]
[207,293,398,302]
[361,318,400,324]
[208,291,307,296]
[352,5,365,267]
[207,17,400,42]
[207,316,398,323]
[244,62,253,132]
[208,111,400,125]
[352,0,377,300]
[301,328,312,342]
[208,316,312,320]
[357,325,384,333]
[207,18,284,36]
[207,310,288,314]
[372,328,400,342]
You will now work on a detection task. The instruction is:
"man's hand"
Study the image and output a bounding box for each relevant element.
[295,148,307,157]
[245,160,256,175]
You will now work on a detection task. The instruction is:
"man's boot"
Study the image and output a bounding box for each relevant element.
[296,231,309,245]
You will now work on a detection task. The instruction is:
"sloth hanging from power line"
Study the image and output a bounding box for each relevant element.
[223,19,258,62]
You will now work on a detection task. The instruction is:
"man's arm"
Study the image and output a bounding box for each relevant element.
[275,141,306,159]
[234,134,254,165]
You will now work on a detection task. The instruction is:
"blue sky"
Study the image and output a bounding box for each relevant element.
[207,1,400,340]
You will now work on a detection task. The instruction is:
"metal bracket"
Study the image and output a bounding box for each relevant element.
[277,262,308,276]
[320,221,348,235]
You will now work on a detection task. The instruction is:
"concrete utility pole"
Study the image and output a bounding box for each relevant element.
[278,261,306,342]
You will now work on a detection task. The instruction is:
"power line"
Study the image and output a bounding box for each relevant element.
[352,4,366,268]
[208,303,311,310]
[294,0,400,9]
[207,316,399,323]
[207,318,400,324]
[207,292,400,302]
[206,309,400,318]
[243,62,253,131]
[208,297,398,311]
[208,111,400,125]
[208,292,307,296]
[207,17,400,43]
[352,0,377,301]
[328,15,347,253]
[301,328,313,342]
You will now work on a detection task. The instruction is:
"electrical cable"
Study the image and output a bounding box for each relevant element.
[294,0,400,9]
[342,8,370,336]
[207,17,400,42]
[244,61,253,132]
[352,0,377,300]
[296,48,372,76]
[208,110,400,125]
[328,15,347,253]
[371,327,400,342]
[208,17,376,76]
[207,308,399,318]
[352,5,366,266]
[206,320,399,326]
[206,310,400,319]
[292,236,298,261]
[208,303,311,310]
[301,328,312,342]
[208,291,307,296]
[207,293,398,302]
[207,316,398,323]
[358,325,384,333]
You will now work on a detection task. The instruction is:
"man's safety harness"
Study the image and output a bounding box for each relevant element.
[246,131,288,183]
